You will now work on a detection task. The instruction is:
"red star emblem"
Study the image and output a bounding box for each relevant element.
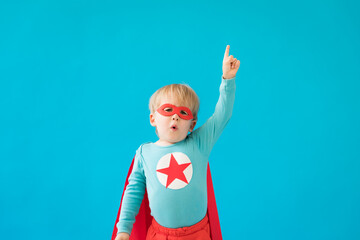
[156,154,191,188]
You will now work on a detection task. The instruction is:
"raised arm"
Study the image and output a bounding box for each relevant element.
[190,45,240,156]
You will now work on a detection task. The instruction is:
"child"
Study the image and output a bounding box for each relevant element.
[114,45,240,240]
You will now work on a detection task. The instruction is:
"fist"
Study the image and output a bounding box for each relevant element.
[222,45,240,79]
[115,232,130,240]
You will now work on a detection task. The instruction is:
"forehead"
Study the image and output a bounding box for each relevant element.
[157,94,188,108]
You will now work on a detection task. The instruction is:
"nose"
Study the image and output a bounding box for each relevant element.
[172,114,179,121]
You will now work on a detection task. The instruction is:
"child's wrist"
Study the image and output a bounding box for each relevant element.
[222,74,235,80]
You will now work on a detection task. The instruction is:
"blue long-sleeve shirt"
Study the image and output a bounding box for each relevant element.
[117,77,236,234]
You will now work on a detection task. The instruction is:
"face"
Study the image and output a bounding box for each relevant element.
[150,95,197,145]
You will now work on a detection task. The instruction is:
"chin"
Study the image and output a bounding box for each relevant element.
[168,137,185,143]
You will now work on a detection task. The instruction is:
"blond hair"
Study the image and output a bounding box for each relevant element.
[149,84,200,120]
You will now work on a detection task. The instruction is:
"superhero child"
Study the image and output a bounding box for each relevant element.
[113,45,240,240]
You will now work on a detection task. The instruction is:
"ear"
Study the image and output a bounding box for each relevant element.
[150,113,156,127]
[188,120,197,132]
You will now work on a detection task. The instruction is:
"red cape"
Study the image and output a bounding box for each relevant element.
[111,156,223,240]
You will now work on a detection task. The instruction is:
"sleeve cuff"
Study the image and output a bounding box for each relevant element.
[222,76,236,80]
[220,76,236,91]
[117,227,131,235]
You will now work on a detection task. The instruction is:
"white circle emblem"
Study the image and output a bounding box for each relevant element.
[156,152,193,190]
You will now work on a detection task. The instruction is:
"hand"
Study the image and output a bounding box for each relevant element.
[222,45,240,79]
[115,232,130,240]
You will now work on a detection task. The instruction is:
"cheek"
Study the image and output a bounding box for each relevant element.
[181,121,192,130]
[156,115,169,125]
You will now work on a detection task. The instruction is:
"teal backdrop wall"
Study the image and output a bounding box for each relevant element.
[1,1,359,239]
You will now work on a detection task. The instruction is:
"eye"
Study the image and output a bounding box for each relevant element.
[164,107,173,112]
[180,110,188,115]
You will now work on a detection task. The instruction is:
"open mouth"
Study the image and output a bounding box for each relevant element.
[170,125,177,130]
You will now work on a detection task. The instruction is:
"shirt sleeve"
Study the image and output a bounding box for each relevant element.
[190,76,236,156]
[116,145,146,235]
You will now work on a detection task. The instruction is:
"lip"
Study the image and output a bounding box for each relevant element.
[170,124,178,131]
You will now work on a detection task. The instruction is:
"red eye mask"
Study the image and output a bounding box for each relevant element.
[156,104,194,120]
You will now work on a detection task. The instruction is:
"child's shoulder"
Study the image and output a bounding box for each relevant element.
[139,141,153,148]
[134,141,153,154]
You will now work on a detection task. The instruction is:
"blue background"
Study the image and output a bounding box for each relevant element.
[1,0,359,239]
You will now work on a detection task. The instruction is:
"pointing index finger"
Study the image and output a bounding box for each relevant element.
[224,45,230,58]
